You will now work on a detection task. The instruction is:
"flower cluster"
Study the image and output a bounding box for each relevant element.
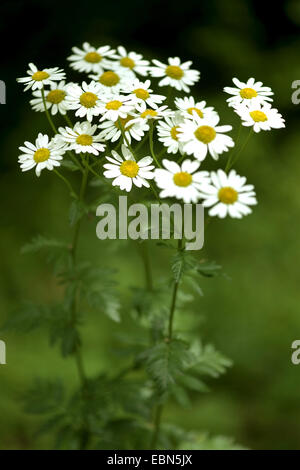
[17,43,286,219]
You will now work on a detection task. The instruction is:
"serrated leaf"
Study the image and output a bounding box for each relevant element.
[1,302,49,333]
[197,260,222,277]
[141,339,191,396]
[171,251,197,282]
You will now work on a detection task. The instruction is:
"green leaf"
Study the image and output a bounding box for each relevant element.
[141,339,191,396]
[60,159,80,172]
[21,235,69,274]
[69,200,89,226]
[78,265,121,323]
[197,260,222,277]
[1,302,49,333]
[23,379,64,414]
[188,341,233,378]
[171,251,197,282]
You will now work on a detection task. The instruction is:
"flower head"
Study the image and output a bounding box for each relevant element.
[30,81,71,115]
[155,159,210,203]
[58,121,105,156]
[199,169,257,218]
[98,94,135,122]
[233,102,285,133]
[18,133,67,176]
[174,96,218,121]
[130,105,174,127]
[178,113,234,161]
[124,79,166,112]
[68,42,115,74]
[17,63,65,91]
[224,77,274,107]
[98,115,149,144]
[103,145,154,192]
[89,68,133,95]
[150,57,200,92]
[111,46,150,76]
[66,81,103,121]
[156,112,186,154]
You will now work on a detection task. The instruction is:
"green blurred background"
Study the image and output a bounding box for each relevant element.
[1,0,300,450]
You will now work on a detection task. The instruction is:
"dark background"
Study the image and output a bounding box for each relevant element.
[1,0,300,450]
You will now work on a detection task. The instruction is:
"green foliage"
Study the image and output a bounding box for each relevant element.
[21,235,70,274]
[23,379,65,415]
[141,337,231,404]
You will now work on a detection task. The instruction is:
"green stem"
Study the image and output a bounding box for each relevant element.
[149,122,162,168]
[63,113,73,128]
[41,87,57,133]
[53,169,77,199]
[118,118,134,152]
[225,128,253,172]
[150,239,182,449]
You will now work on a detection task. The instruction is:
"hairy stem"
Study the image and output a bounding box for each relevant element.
[150,239,182,449]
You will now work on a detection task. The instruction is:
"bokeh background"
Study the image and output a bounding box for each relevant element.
[1,0,300,450]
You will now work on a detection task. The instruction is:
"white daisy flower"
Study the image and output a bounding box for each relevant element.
[66,81,103,122]
[17,63,65,91]
[199,169,257,219]
[156,113,186,154]
[58,121,105,156]
[67,42,115,74]
[129,105,174,126]
[111,46,150,76]
[98,94,135,122]
[174,96,218,121]
[154,159,210,203]
[103,144,154,192]
[30,81,71,115]
[98,115,148,144]
[233,102,285,133]
[89,68,133,95]
[178,113,234,161]
[124,79,166,112]
[18,133,67,177]
[224,77,274,107]
[150,57,200,92]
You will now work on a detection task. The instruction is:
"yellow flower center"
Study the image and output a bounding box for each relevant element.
[134,88,150,100]
[171,126,179,140]
[99,71,120,87]
[46,89,66,104]
[84,51,102,63]
[79,92,98,108]
[140,109,158,119]
[32,71,50,81]
[250,110,268,122]
[120,160,139,178]
[120,57,135,69]
[187,107,203,118]
[240,87,258,99]
[194,125,216,144]
[34,148,50,163]
[165,65,184,80]
[173,172,192,187]
[105,100,122,110]
[76,134,93,146]
[218,186,238,204]
[115,116,134,130]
